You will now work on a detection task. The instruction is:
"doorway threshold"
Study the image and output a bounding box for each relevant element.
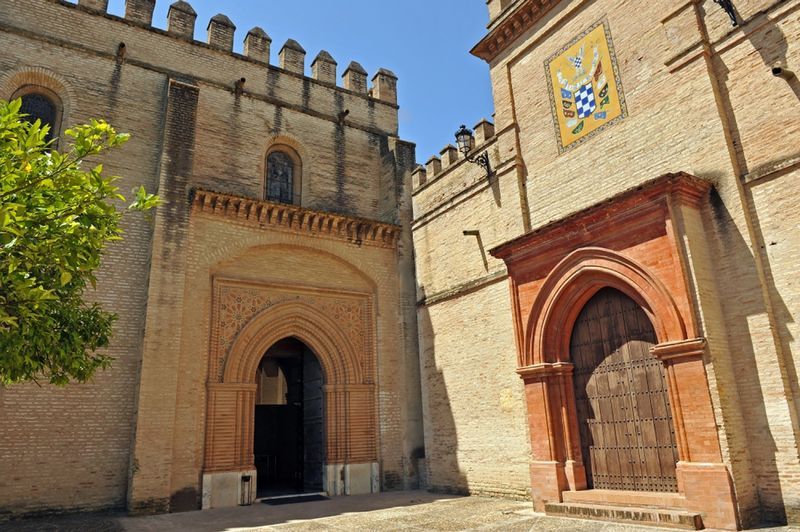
[257,491,327,502]
[561,489,687,509]
[258,492,329,506]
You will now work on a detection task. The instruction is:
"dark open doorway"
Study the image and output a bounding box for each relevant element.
[253,337,325,498]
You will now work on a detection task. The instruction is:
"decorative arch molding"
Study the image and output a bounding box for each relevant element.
[525,247,687,367]
[0,66,75,133]
[223,300,363,385]
[262,134,307,163]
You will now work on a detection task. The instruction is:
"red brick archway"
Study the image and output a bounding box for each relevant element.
[527,247,687,366]
[223,300,362,385]
[491,174,740,530]
[518,249,738,529]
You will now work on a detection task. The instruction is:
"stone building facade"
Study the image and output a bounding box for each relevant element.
[413,0,800,529]
[1,0,799,530]
[0,0,422,517]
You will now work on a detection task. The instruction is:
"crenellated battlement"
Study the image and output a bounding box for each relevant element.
[414,119,496,190]
[207,13,235,51]
[78,0,108,11]
[122,0,155,25]
[69,0,400,108]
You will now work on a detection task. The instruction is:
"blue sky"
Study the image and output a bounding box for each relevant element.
[101,0,494,163]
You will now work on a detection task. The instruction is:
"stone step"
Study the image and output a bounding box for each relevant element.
[561,488,689,510]
[545,501,704,530]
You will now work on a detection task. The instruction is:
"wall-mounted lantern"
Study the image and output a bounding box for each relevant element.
[455,124,493,178]
[713,0,738,27]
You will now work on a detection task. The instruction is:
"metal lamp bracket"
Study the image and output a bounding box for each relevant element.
[466,150,493,178]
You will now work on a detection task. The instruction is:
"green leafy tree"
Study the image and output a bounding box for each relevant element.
[0,98,159,386]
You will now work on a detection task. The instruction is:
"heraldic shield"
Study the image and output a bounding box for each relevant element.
[575,84,596,119]
[546,19,627,153]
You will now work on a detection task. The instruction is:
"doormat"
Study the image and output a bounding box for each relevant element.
[262,495,329,505]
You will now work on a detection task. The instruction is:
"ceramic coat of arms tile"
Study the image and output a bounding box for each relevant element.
[546,20,627,153]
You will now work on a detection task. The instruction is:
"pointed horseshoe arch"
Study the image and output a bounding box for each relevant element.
[525,247,688,366]
[204,300,376,474]
[223,301,364,385]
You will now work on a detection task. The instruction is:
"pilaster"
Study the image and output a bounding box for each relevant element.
[518,362,585,508]
[652,338,738,530]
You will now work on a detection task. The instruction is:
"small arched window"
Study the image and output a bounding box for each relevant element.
[265,147,301,205]
[14,87,62,144]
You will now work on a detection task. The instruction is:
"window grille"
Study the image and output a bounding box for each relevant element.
[266,151,295,204]
[20,93,57,143]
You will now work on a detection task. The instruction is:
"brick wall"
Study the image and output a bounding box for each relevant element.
[418,281,531,499]
[0,9,164,516]
[0,0,421,516]
[413,0,800,524]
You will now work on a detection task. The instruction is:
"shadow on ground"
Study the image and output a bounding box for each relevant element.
[1,492,456,532]
[4,491,800,532]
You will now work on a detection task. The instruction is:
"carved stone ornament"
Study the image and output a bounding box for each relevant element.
[210,279,374,383]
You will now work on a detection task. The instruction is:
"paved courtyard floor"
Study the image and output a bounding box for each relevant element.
[2,491,799,532]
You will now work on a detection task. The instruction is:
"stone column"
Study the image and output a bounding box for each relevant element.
[201,383,258,510]
[128,79,199,514]
[204,383,258,472]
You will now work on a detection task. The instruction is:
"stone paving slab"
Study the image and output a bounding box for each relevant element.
[2,491,798,532]
[0,513,123,532]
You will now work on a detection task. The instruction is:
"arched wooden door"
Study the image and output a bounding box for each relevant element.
[570,287,679,492]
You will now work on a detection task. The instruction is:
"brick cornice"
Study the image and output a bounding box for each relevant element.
[489,172,712,263]
[191,189,401,249]
[471,0,561,62]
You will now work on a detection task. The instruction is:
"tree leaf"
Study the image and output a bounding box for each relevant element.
[0,98,158,385]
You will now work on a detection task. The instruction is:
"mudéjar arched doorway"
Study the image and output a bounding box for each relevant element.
[570,287,678,493]
[254,338,325,497]
[491,177,741,529]
[202,288,379,509]
[494,245,740,529]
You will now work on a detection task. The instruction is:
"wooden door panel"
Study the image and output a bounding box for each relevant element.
[570,288,678,492]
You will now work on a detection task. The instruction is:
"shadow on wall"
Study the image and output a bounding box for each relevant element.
[704,6,800,524]
[415,286,469,496]
[744,15,800,475]
[747,9,800,102]
[707,188,798,526]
